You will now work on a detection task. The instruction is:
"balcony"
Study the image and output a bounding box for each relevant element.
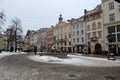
[90,37,98,42]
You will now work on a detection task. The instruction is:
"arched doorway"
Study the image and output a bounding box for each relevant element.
[95,43,102,55]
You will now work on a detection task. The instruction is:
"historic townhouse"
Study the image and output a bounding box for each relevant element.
[71,17,86,53]
[0,34,7,51]
[84,5,105,54]
[2,34,7,51]
[23,36,30,52]
[102,0,120,55]
[47,26,54,49]
[24,28,48,52]
[37,28,48,52]
[54,14,71,52]
[23,30,35,51]
[29,31,38,51]
[0,34,3,51]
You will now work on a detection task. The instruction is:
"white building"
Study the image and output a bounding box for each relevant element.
[37,28,48,52]
[102,0,120,55]
[28,28,48,52]
[71,17,86,53]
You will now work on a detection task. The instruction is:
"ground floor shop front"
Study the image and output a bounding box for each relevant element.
[72,45,86,53]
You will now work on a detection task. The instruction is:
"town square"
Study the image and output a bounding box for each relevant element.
[0,0,120,80]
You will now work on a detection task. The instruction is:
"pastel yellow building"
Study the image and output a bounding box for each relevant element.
[54,14,71,52]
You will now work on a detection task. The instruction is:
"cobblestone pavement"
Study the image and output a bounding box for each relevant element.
[0,54,120,80]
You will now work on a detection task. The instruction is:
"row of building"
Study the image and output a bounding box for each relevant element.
[0,0,120,55]
[23,0,120,55]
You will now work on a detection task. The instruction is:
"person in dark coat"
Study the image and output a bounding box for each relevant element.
[34,46,37,55]
[10,47,14,52]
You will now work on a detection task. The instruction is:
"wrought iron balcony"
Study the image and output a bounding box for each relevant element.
[90,37,98,42]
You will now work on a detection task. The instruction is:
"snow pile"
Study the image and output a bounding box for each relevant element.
[28,54,120,67]
[0,52,25,59]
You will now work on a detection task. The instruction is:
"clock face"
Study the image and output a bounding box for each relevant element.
[115,0,120,3]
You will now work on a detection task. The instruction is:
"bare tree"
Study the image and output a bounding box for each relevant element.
[8,17,23,52]
[0,11,6,33]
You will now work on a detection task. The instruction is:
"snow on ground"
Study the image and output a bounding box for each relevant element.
[28,54,120,67]
[0,52,26,59]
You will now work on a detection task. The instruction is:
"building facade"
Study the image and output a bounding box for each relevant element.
[71,17,86,53]
[54,14,71,52]
[37,28,48,52]
[102,0,120,55]
[23,30,35,51]
[84,5,105,54]
[2,34,7,51]
[47,26,54,49]
[0,34,3,51]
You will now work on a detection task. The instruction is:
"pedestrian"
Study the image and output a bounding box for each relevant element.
[109,51,116,60]
[0,49,1,53]
[34,46,37,55]
[10,47,14,52]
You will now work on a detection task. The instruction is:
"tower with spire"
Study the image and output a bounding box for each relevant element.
[58,13,63,23]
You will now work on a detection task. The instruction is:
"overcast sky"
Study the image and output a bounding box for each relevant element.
[0,0,101,35]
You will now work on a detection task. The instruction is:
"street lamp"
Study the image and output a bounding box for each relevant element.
[107,33,113,43]
[106,33,114,59]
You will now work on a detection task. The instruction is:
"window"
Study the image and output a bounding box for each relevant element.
[81,23,83,28]
[69,33,71,38]
[109,2,114,10]
[65,35,67,39]
[97,14,101,18]
[77,38,79,43]
[87,25,90,31]
[61,28,63,32]
[77,31,79,35]
[88,33,90,39]
[108,26,115,34]
[61,35,63,39]
[92,22,96,30]
[69,41,71,45]
[73,24,75,29]
[64,41,67,46]
[73,39,75,43]
[92,32,96,37]
[109,13,115,22]
[82,37,84,42]
[117,34,120,42]
[77,23,79,29]
[98,31,102,39]
[73,32,75,36]
[81,30,84,34]
[98,22,101,29]
[117,25,120,32]
[108,34,116,42]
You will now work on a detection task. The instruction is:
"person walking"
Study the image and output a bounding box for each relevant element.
[34,46,37,55]
[109,50,116,60]
[108,46,116,60]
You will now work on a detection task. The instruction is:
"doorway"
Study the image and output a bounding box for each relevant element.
[95,43,102,54]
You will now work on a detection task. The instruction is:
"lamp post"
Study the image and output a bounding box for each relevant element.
[106,33,113,59]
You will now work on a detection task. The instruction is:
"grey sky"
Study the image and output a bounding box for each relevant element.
[0,0,101,35]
